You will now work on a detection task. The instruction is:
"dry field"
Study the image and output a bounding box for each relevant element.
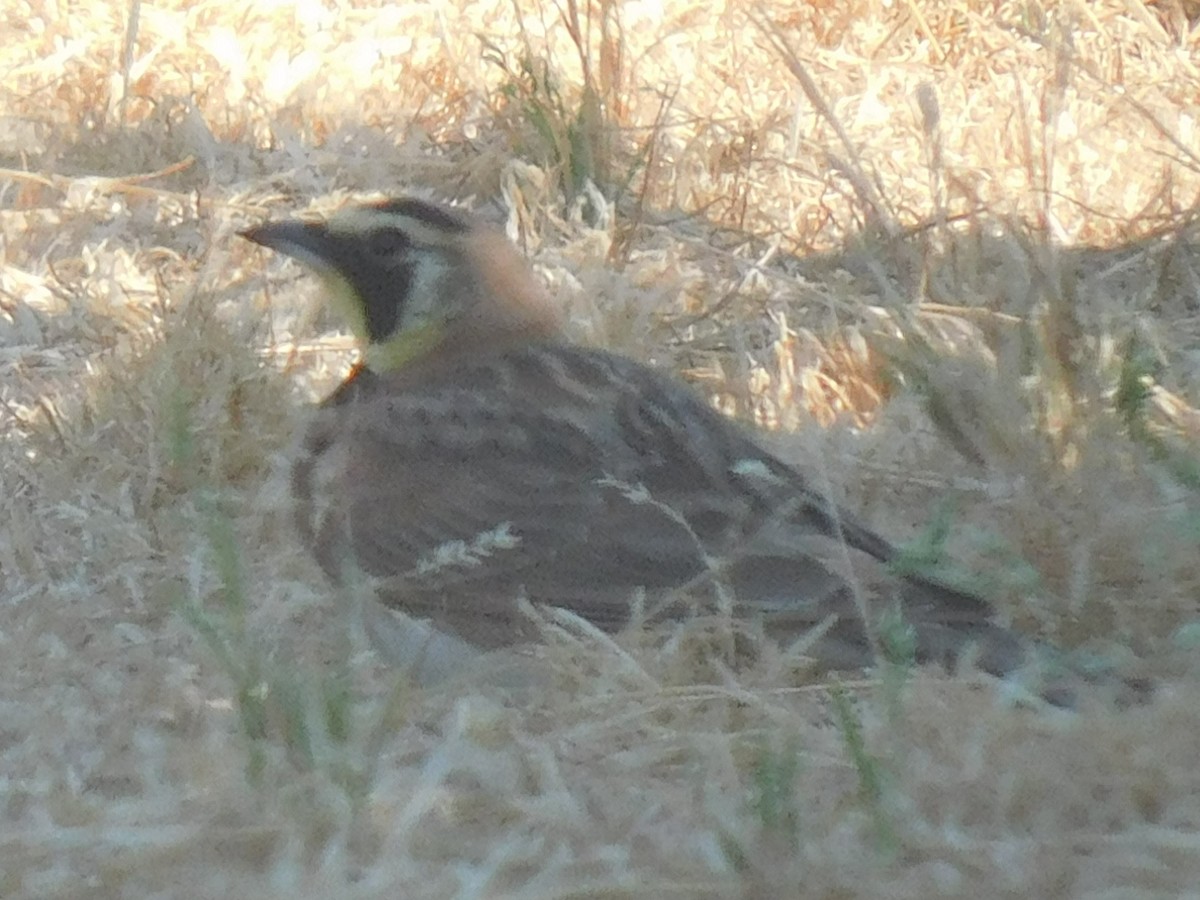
[3,0,1200,896]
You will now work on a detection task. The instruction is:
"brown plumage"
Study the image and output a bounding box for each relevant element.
[242,197,1040,683]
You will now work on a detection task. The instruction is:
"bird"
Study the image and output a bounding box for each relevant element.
[239,196,1050,687]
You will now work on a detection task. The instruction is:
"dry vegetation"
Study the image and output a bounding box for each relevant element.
[3,0,1200,896]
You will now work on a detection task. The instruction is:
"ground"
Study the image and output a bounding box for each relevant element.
[2,1,1200,896]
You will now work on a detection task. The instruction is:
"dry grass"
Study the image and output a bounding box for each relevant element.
[3,0,1200,895]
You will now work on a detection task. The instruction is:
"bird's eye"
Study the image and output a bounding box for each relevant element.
[366,227,410,258]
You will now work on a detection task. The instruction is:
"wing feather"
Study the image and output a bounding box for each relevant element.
[314,343,1006,663]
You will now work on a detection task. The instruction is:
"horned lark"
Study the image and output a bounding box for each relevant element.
[241,197,1038,683]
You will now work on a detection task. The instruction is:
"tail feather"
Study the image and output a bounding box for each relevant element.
[723,550,1146,707]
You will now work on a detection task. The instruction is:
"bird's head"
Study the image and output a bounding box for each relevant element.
[241,197,562,372]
